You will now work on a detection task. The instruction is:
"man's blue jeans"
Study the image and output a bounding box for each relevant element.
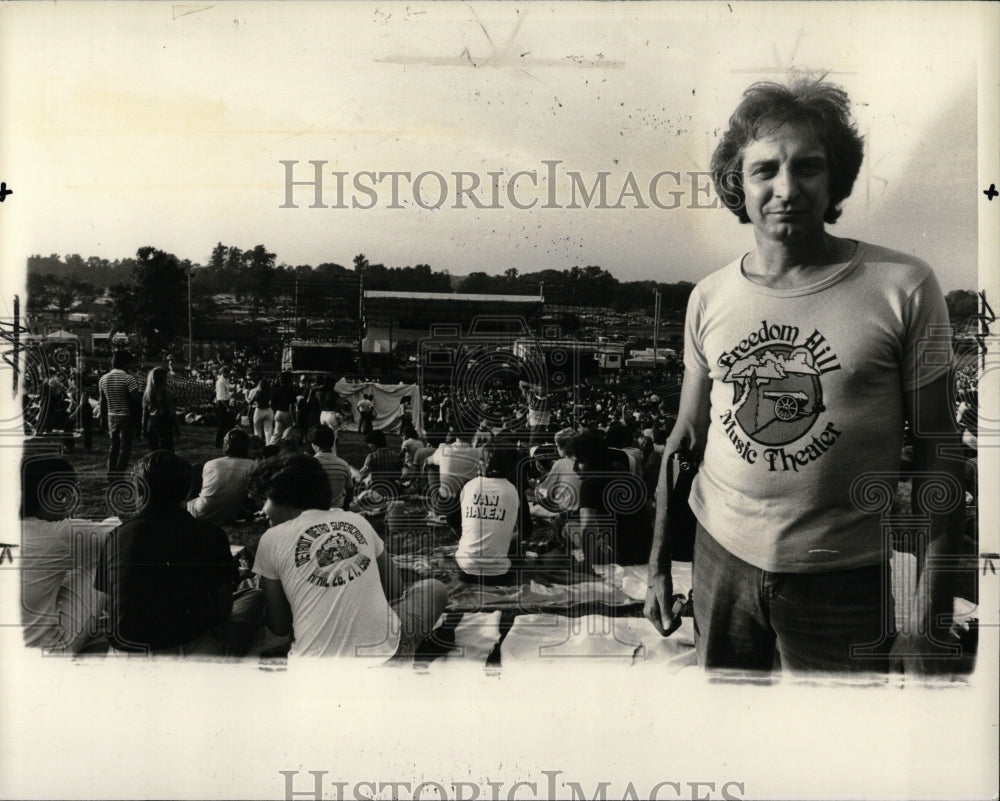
[692,524,894,674]
[107,414,136,476]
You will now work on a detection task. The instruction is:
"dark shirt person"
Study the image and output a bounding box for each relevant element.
[95,450,263,656]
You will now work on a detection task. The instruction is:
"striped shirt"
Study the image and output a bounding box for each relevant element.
[313,452,353,509]
[98,369,141,416]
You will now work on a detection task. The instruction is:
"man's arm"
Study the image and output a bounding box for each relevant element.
[260,577,292,637]
[891,374,968,675]
[644,369,711,635]
[98,380,108,430]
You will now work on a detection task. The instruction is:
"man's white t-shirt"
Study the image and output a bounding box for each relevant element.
[684,242,952,573]
[426,441,482,498]
[186,456,256,524]
[252,508,400,659]
[456,476,520,576]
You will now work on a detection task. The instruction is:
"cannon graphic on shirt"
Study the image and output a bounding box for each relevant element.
[761,390,810,422]
[314,533,359,568]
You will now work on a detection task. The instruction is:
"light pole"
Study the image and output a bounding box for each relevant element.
[187,268,193,368]
[653,288,661,365]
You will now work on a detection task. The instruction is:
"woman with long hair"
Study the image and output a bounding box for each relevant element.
[270,371,297,445]
[248,375,275,444]
[317,376,341,433]
[142,366,179,452]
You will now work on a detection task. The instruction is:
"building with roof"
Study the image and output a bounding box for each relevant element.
[361,290,545,354]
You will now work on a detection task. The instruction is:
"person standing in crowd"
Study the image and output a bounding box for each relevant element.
[456,441,521,585]
[247,376,275,445]
[357,393,375,435]
[644,78,965,676]
[186,428,257,525]
[270,372,297,445]
[70,376,97,453]
[20,456,116,653]
[95,450,263,656]
[250,454,448,660]
[98,350,142,481]
[142,366,179,452]
[317,376,341,432]
[308,424,354,510]
[39,367,64,434]
[214,366,235,450]
[518,380,553,448]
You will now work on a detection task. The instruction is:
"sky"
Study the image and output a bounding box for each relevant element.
[0,1,991,293]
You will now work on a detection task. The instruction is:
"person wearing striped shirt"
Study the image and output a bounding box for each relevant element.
[98,351,142,479]
[308,424,354,510]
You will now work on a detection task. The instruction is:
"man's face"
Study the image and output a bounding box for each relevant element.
[741,122,830,243]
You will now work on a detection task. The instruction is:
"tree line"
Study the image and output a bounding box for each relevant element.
[26,245,980,355]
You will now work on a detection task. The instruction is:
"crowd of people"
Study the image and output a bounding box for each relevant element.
[18,343,691,660]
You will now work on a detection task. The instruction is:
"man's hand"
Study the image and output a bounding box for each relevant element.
[644,572,683,637]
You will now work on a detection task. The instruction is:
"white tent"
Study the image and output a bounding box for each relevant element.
[46,330,79,341]
[334,380,422,434]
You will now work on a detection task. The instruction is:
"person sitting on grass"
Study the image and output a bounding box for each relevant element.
[353,429,404,511]
[95,450,264,656]
[455,441,521,586]
[249,454,448,660]
[20,456,117,654]
[308,424,353,510]
[186,428,257,525]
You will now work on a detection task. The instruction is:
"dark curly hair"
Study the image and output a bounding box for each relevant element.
[250,453,333,511]
[711,77,865,224]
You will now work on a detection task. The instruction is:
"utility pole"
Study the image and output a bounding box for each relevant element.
[357,274,365,373]
[12,294,20,393]
[653,288,661,365]
[187,269,193,367]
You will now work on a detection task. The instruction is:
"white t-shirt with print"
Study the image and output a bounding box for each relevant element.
[252,508,400,659]
[684,241,952,573]
[456,476,520,576]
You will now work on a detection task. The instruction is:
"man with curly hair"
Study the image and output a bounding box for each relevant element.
[644,78,966,676]
[250,453,447,660]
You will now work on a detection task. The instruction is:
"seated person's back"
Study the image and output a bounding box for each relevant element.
[187,428,256,524]
[95,450,261,654]
[20,456,115,653]
[307,423,353,509]
[251,454,447,660]
[457,443,520,578]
